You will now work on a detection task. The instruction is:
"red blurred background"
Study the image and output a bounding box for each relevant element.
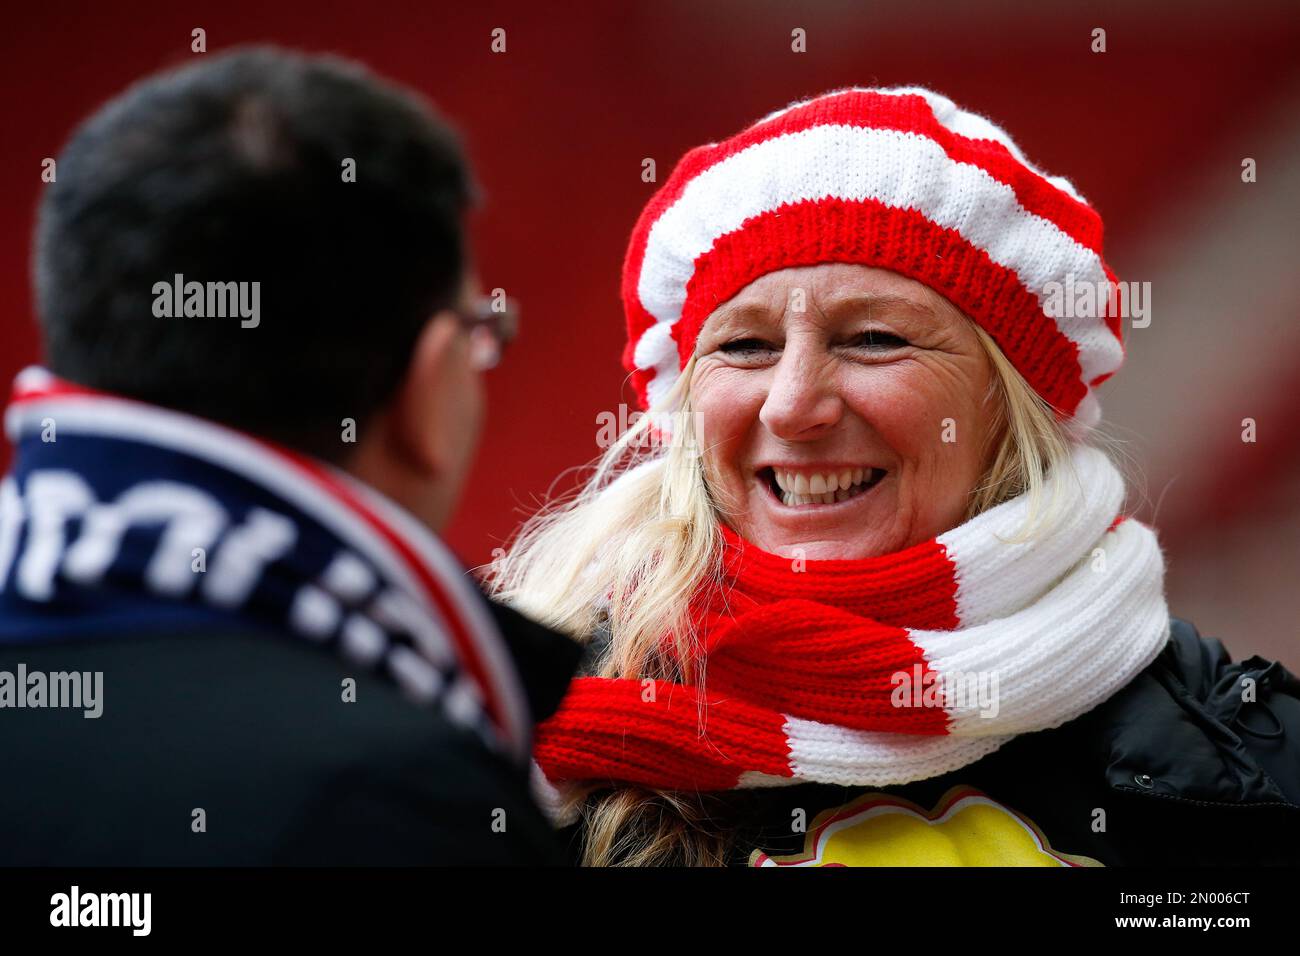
[3,0,1298,665]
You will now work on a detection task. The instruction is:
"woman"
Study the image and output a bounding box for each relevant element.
[489,87,1300,866]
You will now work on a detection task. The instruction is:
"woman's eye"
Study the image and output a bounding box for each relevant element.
[719,338,777,355]
[851,330,909,350]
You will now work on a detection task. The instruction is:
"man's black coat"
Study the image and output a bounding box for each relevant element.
[0,601,580,865]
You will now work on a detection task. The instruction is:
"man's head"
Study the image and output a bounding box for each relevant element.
[34,45,491,530]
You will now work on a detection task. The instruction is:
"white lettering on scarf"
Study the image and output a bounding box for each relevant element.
[4,469,294,608]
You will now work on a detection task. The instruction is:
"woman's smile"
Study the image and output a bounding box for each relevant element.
[756,464,888,508]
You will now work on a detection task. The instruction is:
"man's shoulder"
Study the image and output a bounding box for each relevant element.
[0,628,562,865]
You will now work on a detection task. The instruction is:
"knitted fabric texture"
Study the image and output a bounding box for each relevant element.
[532,444,1170,798]
[622,86,1125,434]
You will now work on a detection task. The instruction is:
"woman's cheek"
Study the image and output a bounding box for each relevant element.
[839,373,926,452]
[855,365,969,455]
[691,370,756,485]
[694,368,759,430]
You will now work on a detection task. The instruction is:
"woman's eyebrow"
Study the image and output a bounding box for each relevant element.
[708,291,937,332]
[822,291,938,321]
[706,300,780,332]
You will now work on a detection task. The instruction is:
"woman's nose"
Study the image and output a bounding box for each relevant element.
[758,344,843,440]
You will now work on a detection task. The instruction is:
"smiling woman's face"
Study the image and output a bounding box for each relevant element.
[690,263,1002,561]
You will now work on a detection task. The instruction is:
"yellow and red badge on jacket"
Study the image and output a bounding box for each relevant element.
[749,785,1102,867]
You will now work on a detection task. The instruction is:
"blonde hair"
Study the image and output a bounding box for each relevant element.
[487,320,1079,866]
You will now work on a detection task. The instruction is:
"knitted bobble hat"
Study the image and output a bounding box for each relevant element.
[622,87,1126,434]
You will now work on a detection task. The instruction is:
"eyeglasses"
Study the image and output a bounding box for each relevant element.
[449,294,520,371]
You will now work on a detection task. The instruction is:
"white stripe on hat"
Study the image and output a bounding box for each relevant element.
[756,86,1088,203]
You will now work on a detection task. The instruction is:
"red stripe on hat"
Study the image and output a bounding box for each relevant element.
[675,196,1089,419]
[1101,263,1127,347]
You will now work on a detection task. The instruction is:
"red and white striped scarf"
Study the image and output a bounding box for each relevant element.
[532,444,1170,807]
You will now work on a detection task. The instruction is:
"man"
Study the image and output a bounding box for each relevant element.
[0,46,579,864]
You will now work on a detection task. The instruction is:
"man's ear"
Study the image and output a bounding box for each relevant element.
[389,313,462,477]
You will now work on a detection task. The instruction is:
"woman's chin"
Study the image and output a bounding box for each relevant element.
[768,538,894,561]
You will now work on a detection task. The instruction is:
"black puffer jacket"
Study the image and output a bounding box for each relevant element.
[567,617,1300,866]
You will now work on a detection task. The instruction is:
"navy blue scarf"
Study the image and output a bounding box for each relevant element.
[0,368,530,759]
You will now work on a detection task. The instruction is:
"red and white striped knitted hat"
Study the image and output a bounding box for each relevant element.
[622,87,1125,432]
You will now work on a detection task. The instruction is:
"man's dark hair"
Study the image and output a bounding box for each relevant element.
[34,45,475,461]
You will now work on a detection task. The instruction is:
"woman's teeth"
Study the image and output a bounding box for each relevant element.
[771,467,881,506]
